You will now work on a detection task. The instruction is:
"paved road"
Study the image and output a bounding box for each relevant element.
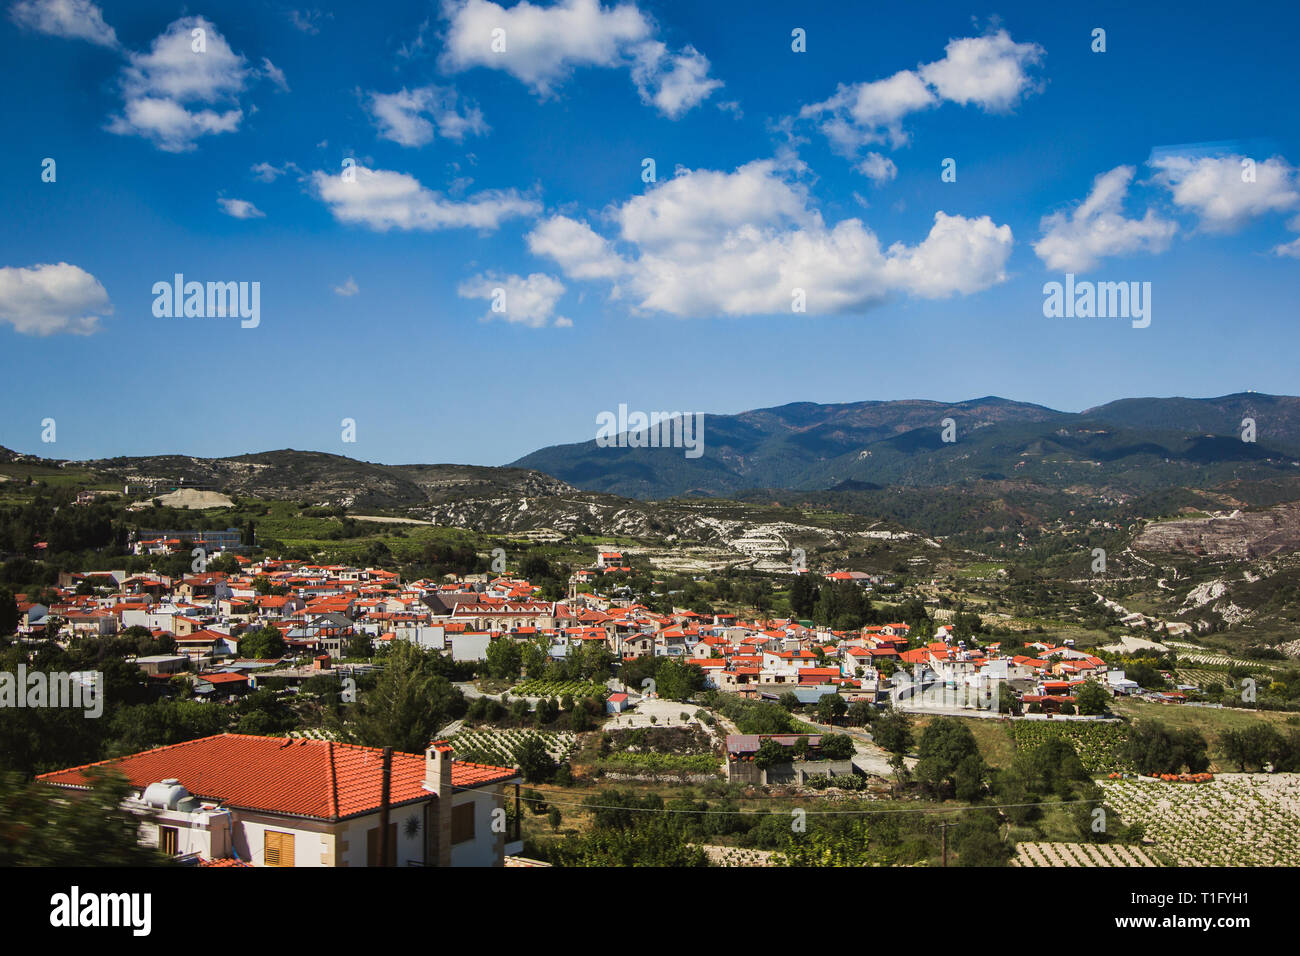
[796,716,916,777]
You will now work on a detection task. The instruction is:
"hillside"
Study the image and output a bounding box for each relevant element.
[511,394,1300,499]
[73,450,572,512]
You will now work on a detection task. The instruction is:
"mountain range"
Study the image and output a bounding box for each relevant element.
[6,393,1300,510]
[510,393,1300,498]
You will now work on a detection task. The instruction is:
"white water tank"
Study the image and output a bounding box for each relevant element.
[143,779,190,810]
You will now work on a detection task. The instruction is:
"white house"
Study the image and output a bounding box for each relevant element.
[38,734,520,867]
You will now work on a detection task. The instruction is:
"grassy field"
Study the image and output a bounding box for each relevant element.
[912,715,1016,769]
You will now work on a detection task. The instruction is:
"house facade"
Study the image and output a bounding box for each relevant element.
[38,734,520,867]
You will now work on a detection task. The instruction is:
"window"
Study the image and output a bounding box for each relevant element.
[264,829,295,867]
[159,826,178,856]
[451,802,475,845]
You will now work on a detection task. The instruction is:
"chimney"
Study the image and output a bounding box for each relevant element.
[423,740,454,797]
[424,741,455,866]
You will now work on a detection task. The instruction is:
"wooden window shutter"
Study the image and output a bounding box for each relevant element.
[451,802,475,845]
[264,830,295,867]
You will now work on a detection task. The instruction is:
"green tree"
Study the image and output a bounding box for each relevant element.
[346,642,467,754]
[871,708,913,756]
[773,821,898,866]
[485,638,523,680]
[0,769,171,866]
[1125,719,1209,775]
[915,717,985,797]
[1074,680,1110,715]
[0,588,19,636]
[816,693,848,725]
[238,625,285,660]
[516,735,557,783]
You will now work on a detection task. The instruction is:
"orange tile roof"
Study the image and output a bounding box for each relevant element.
[38,733,517,821]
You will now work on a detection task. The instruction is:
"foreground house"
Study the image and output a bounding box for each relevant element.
[39,734,519,867]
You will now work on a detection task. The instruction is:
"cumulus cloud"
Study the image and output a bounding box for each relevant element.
[0,262,112,336]
[1034,165,1177,272]
[106,17,258,151]
[917,31,1045,110]
[311,164,540,232]
[526,215,627,279]
[218,197,265,219]
[439,0,721,117]
[526,159,1013,317]
[9,0,117,47]
[855,152,898,184]
[630,42,722,119]
[366,85,488,147]
[1150,153,1300,233]
[802,29,1043,160]
[458,271,568,327]
[333,277,360,296]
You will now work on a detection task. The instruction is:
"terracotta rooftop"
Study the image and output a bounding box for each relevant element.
[38,733,517,822]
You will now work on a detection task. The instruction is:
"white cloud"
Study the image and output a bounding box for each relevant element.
[311,164,540,232]
[1034,165,1177,271]
[260,57,290,92]
[250,160,300,183]
[439,0,720,117]
[801,29,1043,158]
[526,215,627,279]
[802,70,936,151]
[218,197,265,219]
[333,277,360,296]
[366,85,488,148]
[458,272,568,327]
[1151,154,1300,233]
[106,17,254,151]
[9,0,117,47]
[0,262,112,336]
[855,152,897,183]
[1273,236,1300,259]
[528,159,1013,317]
[288,8,330,34]
[630,42,722,119]
[917,30,1044,110]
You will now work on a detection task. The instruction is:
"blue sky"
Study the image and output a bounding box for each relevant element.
[2,0,1298,466]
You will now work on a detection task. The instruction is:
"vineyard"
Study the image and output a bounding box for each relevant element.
[594,725,721,777]
[1100,773,1300,866]
[510,679,608,699]
[1010,720,1133,773]
[448,729,578,766]
[1010,841,1160,867]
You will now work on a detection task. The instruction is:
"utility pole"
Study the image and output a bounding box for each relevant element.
[939,821,952,867]
[378,746,392,867]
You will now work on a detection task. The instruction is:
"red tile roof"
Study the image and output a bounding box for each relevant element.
[38,733,517,822]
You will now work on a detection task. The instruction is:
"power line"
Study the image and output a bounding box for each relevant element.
[474,785,1106,816]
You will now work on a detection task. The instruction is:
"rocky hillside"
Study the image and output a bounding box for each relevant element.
[1134,502,1300,559]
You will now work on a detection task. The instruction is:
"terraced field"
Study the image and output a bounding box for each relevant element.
[1010,841,1160,867]
[1100,773,1300,866]
[448,729,578,766]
